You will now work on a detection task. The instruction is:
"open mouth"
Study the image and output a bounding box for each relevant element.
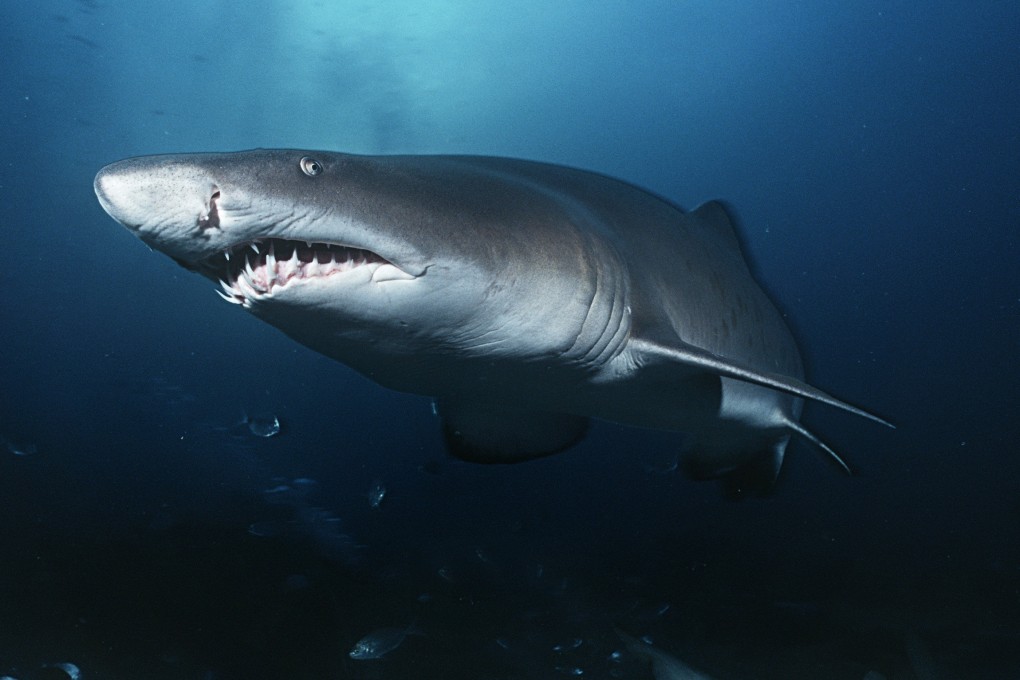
[201,238,396,306]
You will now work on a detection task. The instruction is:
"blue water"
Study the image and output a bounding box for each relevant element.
[1,2,1018,678]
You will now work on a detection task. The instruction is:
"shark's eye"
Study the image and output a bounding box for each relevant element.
[299,157,323,177]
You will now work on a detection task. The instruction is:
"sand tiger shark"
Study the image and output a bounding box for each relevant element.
[94,150,889,493]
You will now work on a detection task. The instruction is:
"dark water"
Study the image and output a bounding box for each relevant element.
[1,2,1018,678]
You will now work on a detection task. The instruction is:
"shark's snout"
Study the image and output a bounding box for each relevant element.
[95,153,419,311]
[93,158,224,242]
[93,165,131,225]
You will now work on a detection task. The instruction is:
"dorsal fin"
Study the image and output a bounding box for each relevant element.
[687,200,743,253]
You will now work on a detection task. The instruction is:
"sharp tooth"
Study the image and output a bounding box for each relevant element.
[219,278,235,295]
[236,273,259,298]
[216,290,242,304]
[251,242,260,254]
[266,241,277,284]
[224,250,231,262]
[242,258,267,292]
[305,258,320,277]
[274,249,292,280]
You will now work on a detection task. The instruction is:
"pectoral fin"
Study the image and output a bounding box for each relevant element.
[629,337,893,428]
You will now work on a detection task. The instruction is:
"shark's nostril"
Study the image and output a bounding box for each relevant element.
[199,190,221,230]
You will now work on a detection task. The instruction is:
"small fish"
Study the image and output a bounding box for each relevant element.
[348,625,421,660]
[42,663,82,680]
[2,435,37,457]
[644,454,678,474]
[245,412,280,438]
[553,638,584,652]
[616,628,715,680]
[367,481,386,509]
[247,521,284,538]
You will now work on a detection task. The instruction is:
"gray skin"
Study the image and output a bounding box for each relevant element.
[94,150,889,493]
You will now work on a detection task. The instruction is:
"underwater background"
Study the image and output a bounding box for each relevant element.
[1,1,1018,678]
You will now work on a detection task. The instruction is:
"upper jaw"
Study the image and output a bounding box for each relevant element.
[95,154,429,304]
[195,237,416,307]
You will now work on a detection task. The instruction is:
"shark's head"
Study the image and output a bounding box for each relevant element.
[95,150,628,392]
[95,149,425,293]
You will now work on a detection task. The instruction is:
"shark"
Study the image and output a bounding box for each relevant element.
[94,149,890,493]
